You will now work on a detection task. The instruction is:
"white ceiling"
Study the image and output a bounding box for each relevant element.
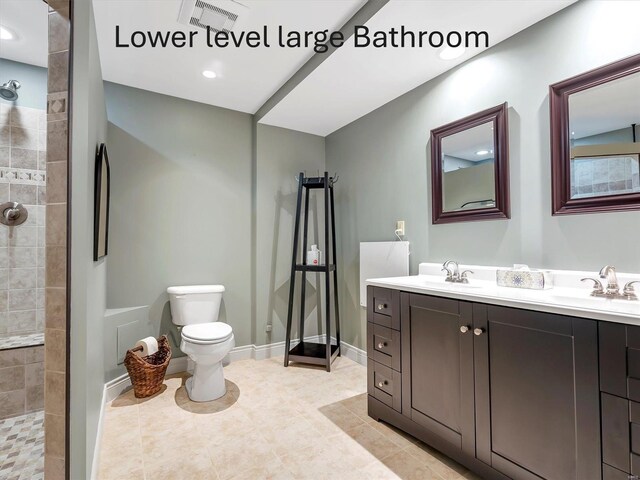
[92,0,365,114]
[260,0,576,136]
[0,0,48,68]
[570,70,640,139]
[0,0,578,137]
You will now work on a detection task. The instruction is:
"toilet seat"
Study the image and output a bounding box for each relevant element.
[182,323,233,345]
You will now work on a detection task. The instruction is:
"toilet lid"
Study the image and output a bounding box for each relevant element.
[182,323,233,344]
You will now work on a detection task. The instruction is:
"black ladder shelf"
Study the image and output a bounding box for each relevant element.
[284,172,341,372]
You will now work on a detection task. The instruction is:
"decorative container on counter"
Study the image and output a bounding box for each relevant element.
[496,268,553,290]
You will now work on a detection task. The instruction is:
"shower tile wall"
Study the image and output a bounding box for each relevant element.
[570,155,640,198]
[0,104,47,339]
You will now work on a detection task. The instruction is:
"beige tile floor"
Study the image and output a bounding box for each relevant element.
[98,356,482,480]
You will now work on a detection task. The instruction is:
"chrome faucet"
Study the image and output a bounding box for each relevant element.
[442,260,459,281]
[442,260,473,284]
[581,265,639,300]
[599,265,620,295]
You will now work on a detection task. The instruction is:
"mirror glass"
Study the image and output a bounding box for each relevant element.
[568,70,640,199]
[431,102,509,224]
[441,121,496,212]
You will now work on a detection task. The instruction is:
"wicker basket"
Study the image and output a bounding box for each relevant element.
[124,335,172,398]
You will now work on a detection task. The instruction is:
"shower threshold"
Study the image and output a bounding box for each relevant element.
[0,333,44,351]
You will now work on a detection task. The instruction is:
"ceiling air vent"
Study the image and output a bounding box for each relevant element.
[178,0,248,33]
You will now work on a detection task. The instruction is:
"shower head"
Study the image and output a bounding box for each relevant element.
[0,80,20,101]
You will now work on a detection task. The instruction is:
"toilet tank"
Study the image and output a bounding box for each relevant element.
[167,285,225,326]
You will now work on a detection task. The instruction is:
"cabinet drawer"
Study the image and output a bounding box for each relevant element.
[603,463,634,480]
[630,346,640,403]
[602,393,631,473]
[367,287,400,330]
[633,453,640,476]
[600,322,640,402]
[367,323,400,371]
[367,359,401,412]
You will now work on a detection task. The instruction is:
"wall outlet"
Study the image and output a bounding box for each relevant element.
[266,324,272,332]
[396,220,405,236]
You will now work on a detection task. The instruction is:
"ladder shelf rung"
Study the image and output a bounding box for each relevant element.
[301,177,336,189]
[288,342,340,366]
[295,264,336,272]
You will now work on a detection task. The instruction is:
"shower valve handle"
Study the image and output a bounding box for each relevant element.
[0,202,27,227]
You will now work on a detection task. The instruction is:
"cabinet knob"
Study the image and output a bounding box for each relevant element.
[377,380,388,388]
[377,342,387,349]
[460,326,470,333]
[377,303,387,311]
[474,328,485,336]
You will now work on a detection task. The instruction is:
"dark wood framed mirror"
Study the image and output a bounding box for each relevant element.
[430,103,510,224]
[550,53,640,215]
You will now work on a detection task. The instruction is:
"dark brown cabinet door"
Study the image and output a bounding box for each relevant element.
[400,292,475,455]
[474,304,601,480]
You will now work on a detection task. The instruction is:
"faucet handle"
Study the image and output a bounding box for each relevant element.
[460,270,474,284]
[623,281,640,298]
[581,277,604,295]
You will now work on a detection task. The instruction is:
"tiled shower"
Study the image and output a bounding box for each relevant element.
[0,105,47,342]
[0,104,46,479]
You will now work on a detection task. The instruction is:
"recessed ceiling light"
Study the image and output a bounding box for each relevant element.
[476,150,489,155]
[0,26,15,41]
[571,131,575,135]
[202,70,217,79]
[439,45,466,60]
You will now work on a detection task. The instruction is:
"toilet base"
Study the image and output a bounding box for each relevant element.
[185,360,227,402]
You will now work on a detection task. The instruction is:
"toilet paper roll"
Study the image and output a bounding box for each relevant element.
[134,337,159,357]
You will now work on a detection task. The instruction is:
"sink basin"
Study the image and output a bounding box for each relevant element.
[420,280,483,289]
[374,275,488,290]
[549,293,633,306]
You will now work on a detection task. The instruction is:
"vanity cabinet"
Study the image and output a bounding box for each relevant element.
[399,293,475,456]
[473,304,600,480]
[367,286,603,480]
[600,322,640,478]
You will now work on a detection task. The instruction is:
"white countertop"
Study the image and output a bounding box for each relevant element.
[366,263,640,326]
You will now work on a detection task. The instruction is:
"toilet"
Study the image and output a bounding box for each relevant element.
[167,285,235,402]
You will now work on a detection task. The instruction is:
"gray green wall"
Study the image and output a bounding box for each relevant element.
[325,0,640,349]
[255,124,325,347]
[0,59,47,110]
[69,1,108,478]
[104,82,253,362]
[103,86,326,377]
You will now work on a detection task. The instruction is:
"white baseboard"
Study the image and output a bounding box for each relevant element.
[339,340,367,366]
[102,336,365,404]
[91,383,107,480]
[227,335,366,366]
[228,334,324,362]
